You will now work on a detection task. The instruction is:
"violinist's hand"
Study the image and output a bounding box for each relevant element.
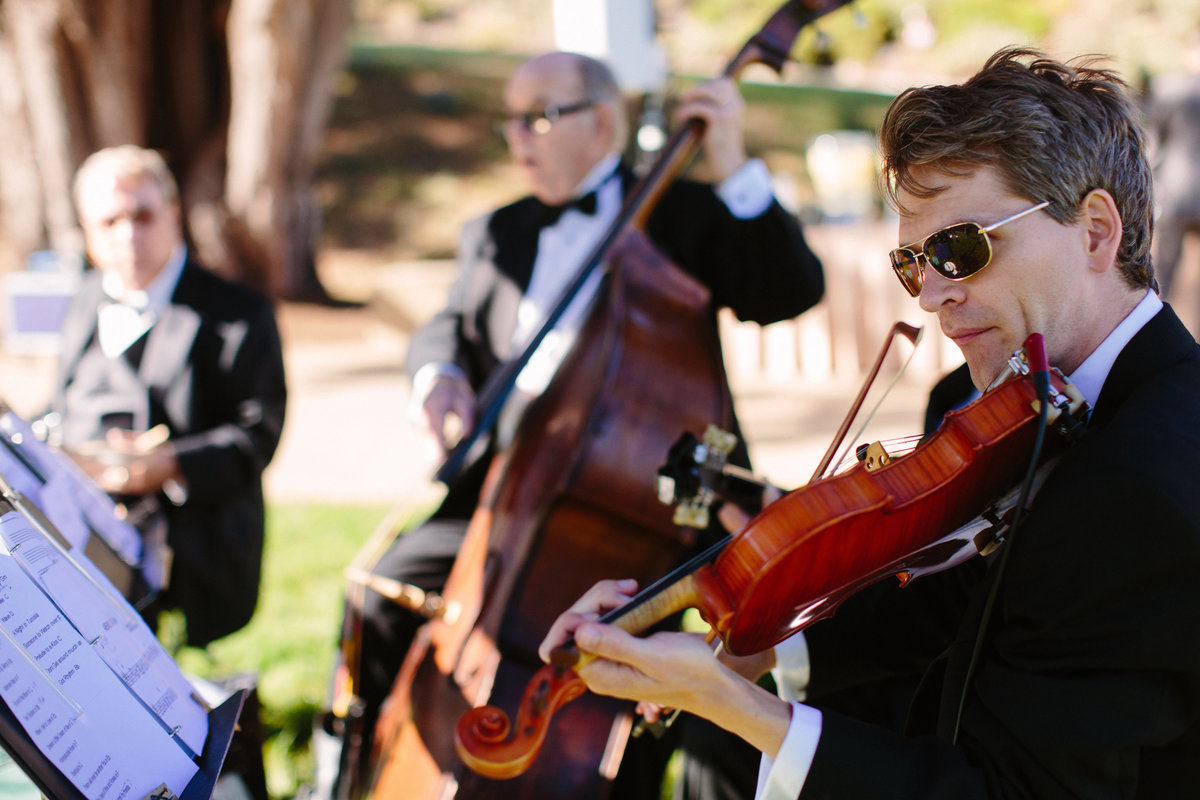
[718,646,777,684]
[573,625,791,756]
[409,372,475,461]
[634,639,776,723]
[674,77,748,183]
[716,483,785,533]
[538,578,639,663]
[540,579,793,757]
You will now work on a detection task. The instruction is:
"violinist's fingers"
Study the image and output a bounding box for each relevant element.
[717,647,777,683]
[636,700,668,723]
[565,578,639,616]
[717,502,753,532]
[574,627,727,714]
[538,610,594,663]
[537,578,639,663]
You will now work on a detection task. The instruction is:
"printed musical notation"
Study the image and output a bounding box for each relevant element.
[0,517,198,799]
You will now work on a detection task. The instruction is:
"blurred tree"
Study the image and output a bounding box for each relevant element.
[0,0,353,302]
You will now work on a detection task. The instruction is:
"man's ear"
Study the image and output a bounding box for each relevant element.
[592,100,616,146]
[1080,188,1123,273]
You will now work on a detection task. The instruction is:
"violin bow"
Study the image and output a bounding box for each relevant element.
[810,321,923,482]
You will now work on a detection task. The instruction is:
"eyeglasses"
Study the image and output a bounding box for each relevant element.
[95,206,163,229]
[889,200,1052,296]
[499,99,596,135]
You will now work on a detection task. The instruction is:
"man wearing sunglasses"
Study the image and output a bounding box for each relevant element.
[334,51,825,795]
[539,47,1200,799]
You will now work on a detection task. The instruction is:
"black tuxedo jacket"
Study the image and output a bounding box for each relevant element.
[405,168,824,390]
[53,259,287,647]
[800,304,1200,798]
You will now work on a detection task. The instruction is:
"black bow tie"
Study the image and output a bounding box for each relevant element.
[537,191,598,228]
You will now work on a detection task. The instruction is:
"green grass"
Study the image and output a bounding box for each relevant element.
[172,502,390,799]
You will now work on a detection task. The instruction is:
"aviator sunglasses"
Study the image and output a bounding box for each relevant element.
[889,200,1052,296]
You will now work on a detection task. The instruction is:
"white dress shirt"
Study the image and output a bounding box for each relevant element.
[97,245,187,358]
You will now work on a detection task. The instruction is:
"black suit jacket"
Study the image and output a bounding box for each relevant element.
[800,304,1200,798]
[53,259,287,647]
[405,168,824,390]
[405,169,824,524]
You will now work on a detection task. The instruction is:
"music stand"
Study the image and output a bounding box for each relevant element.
[0,688,245,800]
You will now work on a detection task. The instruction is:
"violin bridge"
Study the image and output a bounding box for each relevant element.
[860,441,892,471]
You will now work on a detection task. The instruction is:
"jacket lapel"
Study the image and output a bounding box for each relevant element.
[137,263,202,402]
[56,275,104,391]
[1088,302,1197,429]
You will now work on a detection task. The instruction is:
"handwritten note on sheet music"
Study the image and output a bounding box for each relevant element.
[0,521,197,799]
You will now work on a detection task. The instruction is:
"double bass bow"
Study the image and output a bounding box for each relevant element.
[455,333,1091,779]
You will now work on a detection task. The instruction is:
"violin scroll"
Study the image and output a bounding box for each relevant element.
[454,663,589,780]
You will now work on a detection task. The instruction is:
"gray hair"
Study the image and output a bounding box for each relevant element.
[74,145,180,214]
[571,53,629,151]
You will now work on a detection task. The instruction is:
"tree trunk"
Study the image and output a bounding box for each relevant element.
[224,0,353,300]
[0,0,352,302]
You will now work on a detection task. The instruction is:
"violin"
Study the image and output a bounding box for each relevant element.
[454,333,1090,779]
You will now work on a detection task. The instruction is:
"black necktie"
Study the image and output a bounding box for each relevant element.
[537,190,598,228]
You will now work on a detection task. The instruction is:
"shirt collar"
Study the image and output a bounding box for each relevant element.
[1068,289,1162,409]
[573,152,621,197]
[100,244,187,312]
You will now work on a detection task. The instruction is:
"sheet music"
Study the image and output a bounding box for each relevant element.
[0,511,208,755]
[0,518,197,799]
[0,412,142,569]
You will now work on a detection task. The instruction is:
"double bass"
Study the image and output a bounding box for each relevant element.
[365,1,851,796]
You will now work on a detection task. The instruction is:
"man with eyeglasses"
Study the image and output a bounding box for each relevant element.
[46,145,287,650]
[340,51,825,797]
[539,47,1200,799]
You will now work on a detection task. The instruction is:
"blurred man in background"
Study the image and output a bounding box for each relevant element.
[49,144,287,649]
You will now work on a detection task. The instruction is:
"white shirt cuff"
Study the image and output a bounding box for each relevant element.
[716,158,775,219]
[754,701,822,800]
[771,631,811,702]
[410,362,469,410]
